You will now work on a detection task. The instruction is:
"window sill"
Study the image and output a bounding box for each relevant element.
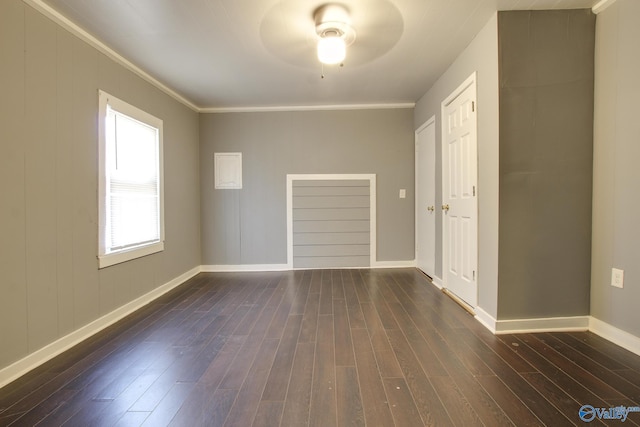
[98,241,164,269]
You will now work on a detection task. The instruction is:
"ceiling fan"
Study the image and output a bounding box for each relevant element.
[313,4,356,65]
[259,0,404,70]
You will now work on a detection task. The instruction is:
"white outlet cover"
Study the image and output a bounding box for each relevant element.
[611,268,624,289]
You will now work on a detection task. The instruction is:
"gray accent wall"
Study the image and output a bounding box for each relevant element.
[415,10,598,323]
[497,10,595,319]
[414,14,500,318]
[0,1,201,370]
[591,0,640,337]
[200,109,415,266]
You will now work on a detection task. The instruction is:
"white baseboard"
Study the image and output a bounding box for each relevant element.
[201,264,290,272]
[416,270,442,288]
[0,265,201,389]
[589,317,640,357]
[494,316,590,334]
[430,275,443,289]
[202,262,417,272]
[372,260,416,269]
[473,310,589,335]
[474,307,497,333]
[473,312,640,357]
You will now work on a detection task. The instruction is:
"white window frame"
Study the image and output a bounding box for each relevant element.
[98,90,165,268]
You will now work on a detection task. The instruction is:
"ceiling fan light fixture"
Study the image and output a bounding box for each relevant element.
[314,4,355,66]
[317,33,346,64]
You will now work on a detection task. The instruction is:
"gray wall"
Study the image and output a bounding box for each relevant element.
[497,10,595,319]
[414,14,500,318]
[0,1,201,370]
[200,109,415,266]
[591,0,640,337]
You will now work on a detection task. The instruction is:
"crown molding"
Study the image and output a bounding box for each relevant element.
[592,0,617,14]
[23,0,416,115]
[23,0,200,112]
[200,103,415,113]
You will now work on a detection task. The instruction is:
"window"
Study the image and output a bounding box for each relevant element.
[98,90,164,268]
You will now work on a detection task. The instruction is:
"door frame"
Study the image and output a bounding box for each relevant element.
[440,72,478,307]
[415,115,436,279]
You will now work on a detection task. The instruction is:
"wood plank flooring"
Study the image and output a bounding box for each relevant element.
[1,268,640,426]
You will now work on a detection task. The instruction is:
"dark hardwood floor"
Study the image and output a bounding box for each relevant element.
[1,268,640,426]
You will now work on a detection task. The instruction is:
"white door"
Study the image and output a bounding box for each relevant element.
[415,117,436,278]
[441,75,477,307]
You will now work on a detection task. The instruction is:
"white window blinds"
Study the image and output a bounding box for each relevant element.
[107,109,160,250]
[99,91,164,268]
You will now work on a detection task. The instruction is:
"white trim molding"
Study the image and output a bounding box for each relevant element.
[24,0,416,114]
[474,307,497,333]
[592,0,617,14]
[201,264,290,272]
[201,262,416,272]
[474,309,590,335]
[420,270,443,289]
[488,315,590,334]
[286,173,377,269]
[24,0,199,112]
[474,311,640,357]
[0,266,201,389]
[590,317,640,357]
[430,275,444,289]
[372,260,417,269]
[200,103,415,114]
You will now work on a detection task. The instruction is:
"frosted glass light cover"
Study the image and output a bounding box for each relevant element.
[317,36,346,64]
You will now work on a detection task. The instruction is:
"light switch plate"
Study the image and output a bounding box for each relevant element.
[399,189,406,199]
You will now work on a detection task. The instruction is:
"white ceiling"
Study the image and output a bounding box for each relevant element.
[39,0,601,110]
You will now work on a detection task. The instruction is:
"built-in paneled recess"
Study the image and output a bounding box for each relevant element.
[292,180,371,268]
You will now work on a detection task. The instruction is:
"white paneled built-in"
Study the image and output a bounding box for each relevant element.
[287,174,376,269]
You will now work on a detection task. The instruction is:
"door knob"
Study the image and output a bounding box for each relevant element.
[427,206,434,212]
[442,204,450,212]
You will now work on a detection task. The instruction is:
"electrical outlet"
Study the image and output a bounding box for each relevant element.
[611,268,624,289]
